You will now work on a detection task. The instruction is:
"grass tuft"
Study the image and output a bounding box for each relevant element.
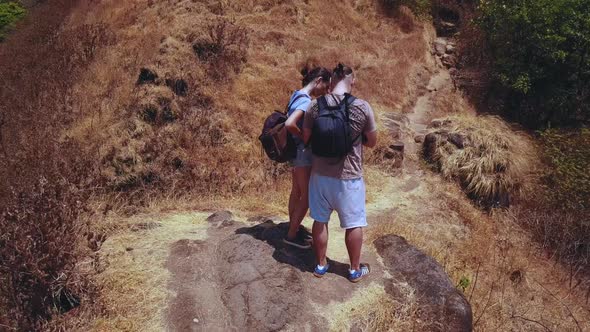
[423,115,537,207]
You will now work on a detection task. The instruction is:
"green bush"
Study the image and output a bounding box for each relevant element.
[540,128,590,211]
[0,2,26,41]
[477,0,590,127]
[516,128,590,266]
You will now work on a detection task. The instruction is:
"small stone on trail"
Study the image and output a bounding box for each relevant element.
[434,38,447,56]
[442,54,457,68]
[414,135,425,143]
[390,142,405,152]
[430,119,442,128]
[423,133,440,162]
[448,133,465,149]
[193,318,199,323]
[207,210,235,228]
[429,118,452,128]
[207,210,233,223]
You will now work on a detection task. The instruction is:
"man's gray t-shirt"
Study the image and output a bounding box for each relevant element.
[303,94,377,180]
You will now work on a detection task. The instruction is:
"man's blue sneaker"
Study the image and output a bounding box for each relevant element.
[349,264,370,283]
[313,263,330,278]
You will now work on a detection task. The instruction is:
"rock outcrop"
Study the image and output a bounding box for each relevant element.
[166,215,326,331]
[374,235,473,332]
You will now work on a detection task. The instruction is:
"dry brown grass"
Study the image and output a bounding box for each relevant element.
[4,0,589,331]
[59,0,432,202]
[424,114,538,207]
[0,1,114,330]
[325,282,421,331]
[365,171,590,331]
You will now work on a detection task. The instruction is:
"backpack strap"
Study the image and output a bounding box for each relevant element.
[343,93,362,145]
[317,96,330,115]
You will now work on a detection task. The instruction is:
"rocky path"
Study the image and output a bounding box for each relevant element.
[159,46,474,331]
[162,208,471,331]
[164,213,386,331]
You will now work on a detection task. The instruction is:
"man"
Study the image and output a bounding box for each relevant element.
[302,63,377,282]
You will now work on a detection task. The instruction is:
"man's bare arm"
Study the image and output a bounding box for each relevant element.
[363,130,377,148]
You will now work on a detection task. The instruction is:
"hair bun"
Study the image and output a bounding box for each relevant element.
[334,63,344,75]
[300,65,310,77]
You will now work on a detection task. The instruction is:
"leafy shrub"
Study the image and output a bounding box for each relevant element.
[477,0,590,127]
[0,1,26,41]
[539,128,590,211]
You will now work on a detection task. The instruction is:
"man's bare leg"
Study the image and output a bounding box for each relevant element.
[312,221,329,266]
[345,227,363,271]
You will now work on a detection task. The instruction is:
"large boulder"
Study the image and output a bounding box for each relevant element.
[374,235,473,332]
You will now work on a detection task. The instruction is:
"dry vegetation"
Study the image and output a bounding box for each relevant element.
[0,0,113,330]
[423,115,537,207]
[60,0,433,202]
[1,0,589,331]
[0,0,432,329]
[365,172,590,331]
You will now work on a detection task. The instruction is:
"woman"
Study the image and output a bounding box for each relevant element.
[283,66,331,249]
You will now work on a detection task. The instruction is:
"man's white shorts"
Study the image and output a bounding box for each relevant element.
[308,173,367,229]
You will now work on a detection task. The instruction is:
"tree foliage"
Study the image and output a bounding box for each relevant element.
[540,128,590,211]
[0,1,26,41]
[477,0,590,127]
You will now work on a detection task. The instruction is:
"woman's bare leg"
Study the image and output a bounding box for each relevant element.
[287,166,311,239]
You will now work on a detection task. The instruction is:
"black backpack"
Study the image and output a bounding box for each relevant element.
[311,94,358,158]
[258,95,305,163]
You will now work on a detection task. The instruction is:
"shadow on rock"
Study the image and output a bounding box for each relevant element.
[236,220,350,279]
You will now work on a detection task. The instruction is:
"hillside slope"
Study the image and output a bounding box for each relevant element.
[64,0,434,198]
[2,0,589,331]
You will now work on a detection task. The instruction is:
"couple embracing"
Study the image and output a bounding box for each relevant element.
[283,63,377,283]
